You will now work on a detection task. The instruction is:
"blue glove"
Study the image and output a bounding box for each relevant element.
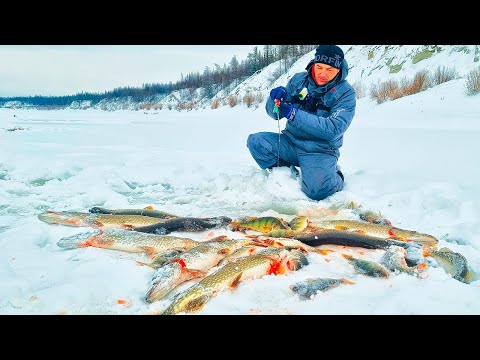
[278,102,298,121]
[270,87,287,101]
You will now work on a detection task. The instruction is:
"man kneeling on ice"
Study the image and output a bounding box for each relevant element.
[247,45,356,201]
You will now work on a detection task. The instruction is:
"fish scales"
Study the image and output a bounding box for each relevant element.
[57,229,200,253]
[161,248,307,315]
[38,210,164,229]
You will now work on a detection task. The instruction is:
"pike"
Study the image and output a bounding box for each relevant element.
[217,246,266,266]
[219,244,312,267]
[160,248,308,315]
[88,205,177,220]
[251,236,322,254]
[38,210,164,229]
[56,229,200,255]
[145,237,260,303]
[216,237,317,267]
[309,219,438,245]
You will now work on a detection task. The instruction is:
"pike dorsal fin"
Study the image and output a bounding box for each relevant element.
[230,274,242,288]
[185,295,209,313]
[139,246,156,258]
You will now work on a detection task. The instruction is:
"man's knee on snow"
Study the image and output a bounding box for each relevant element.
[302,185,333,201]
[247,133,263,151]
[247,133,274,169]
[301,174,342,201]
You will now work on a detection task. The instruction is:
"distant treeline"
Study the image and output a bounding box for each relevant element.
[0,45,317,107]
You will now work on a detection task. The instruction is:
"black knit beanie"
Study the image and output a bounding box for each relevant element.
[313,45,344,69]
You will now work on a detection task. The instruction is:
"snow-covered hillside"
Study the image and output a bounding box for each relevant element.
[129,45,480,111]
[345,45,479,86]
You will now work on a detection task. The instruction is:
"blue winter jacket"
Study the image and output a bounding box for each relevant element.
[265,58,356,158]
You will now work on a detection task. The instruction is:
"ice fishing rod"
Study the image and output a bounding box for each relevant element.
[272,88,308,170]
[273,99,281,168]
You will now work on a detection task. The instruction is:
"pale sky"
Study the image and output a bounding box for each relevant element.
[0,45,259,97]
